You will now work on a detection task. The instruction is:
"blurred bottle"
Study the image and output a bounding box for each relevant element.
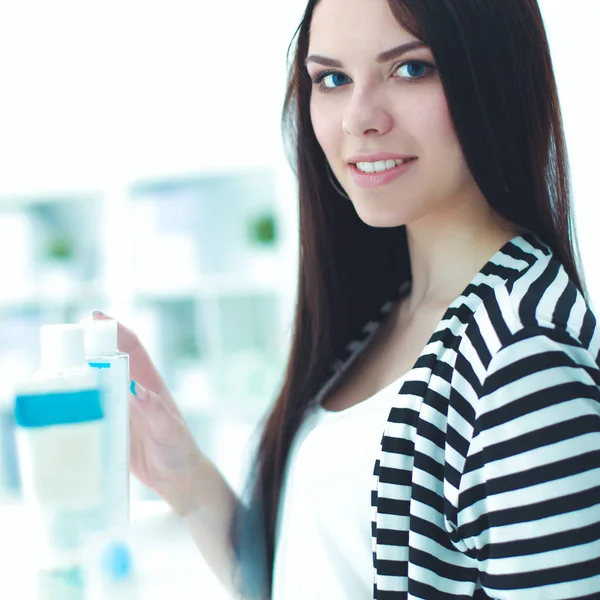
[14,324,107,600]
[84,530,140,600]
[81,318,131,531]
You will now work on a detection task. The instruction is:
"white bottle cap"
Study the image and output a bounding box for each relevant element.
[40,324,88,370]
[81,318,118,356]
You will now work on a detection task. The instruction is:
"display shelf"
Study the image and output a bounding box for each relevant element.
[0,190,102,212]
[0,163,299,507]
[0,281,107,311]
[0,272,282,310]
[131,268,280,299]
[0,500,233,599]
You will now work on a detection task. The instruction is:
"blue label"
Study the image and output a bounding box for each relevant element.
[14,389,104,428]
[89,361,111,369]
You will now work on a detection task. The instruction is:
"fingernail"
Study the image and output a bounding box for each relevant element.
[130,380,148,403]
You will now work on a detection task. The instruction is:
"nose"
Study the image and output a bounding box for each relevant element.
[342,89,393,137]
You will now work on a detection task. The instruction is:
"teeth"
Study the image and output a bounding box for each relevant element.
[355,158,411,173]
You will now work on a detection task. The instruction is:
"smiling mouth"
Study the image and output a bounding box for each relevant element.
[351,157,417,173]
[347,157,417,188]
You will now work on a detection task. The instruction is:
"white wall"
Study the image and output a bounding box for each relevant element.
[539,0,600,307]
[0,0,307,195]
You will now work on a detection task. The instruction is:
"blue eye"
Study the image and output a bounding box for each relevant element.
[310,59,435,93]
[311,70,351,92]
[395,61,433,80]
[322,72,350,89]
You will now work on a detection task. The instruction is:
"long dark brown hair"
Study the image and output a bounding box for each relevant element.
[231,1,588,597]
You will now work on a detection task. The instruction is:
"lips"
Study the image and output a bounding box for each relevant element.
[348,157,417,188]
[347,153,417,164]
[353,157,416,174]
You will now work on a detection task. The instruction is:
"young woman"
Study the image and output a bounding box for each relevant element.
[95,0,600,598]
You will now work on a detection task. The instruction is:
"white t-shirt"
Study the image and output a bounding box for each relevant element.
[272,372,410,599]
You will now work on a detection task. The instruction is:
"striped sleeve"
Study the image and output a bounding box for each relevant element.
[456,327,600,599]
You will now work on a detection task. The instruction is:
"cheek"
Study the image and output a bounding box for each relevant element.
[403,87,457,152]
[404,87,471,187]
[310,98,341,160]
[362,90,466,222]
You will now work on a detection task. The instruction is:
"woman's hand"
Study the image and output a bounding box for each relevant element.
[92,311,205,515]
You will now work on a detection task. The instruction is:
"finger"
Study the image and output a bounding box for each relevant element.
[129,397,151,484]
[129,380,183,447]
[92,311,172,399]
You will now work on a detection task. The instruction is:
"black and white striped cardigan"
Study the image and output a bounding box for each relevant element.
[309,231,600,599]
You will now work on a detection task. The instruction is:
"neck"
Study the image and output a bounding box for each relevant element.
[402,201,523,318]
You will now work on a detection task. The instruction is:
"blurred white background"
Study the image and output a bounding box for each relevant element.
[0,0,598,597]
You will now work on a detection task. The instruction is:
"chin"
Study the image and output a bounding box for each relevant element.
[349,198,409,228]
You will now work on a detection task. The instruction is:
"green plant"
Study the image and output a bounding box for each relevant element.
[47,235,75,261]
[249,213,277,246]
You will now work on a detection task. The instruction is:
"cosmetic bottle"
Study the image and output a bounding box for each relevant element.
[14,324,107,600]
[81,318,130,531]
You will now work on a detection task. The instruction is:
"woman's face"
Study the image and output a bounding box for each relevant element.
[307,0,478,228]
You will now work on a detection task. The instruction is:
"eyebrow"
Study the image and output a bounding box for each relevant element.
[305,40,428,68]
